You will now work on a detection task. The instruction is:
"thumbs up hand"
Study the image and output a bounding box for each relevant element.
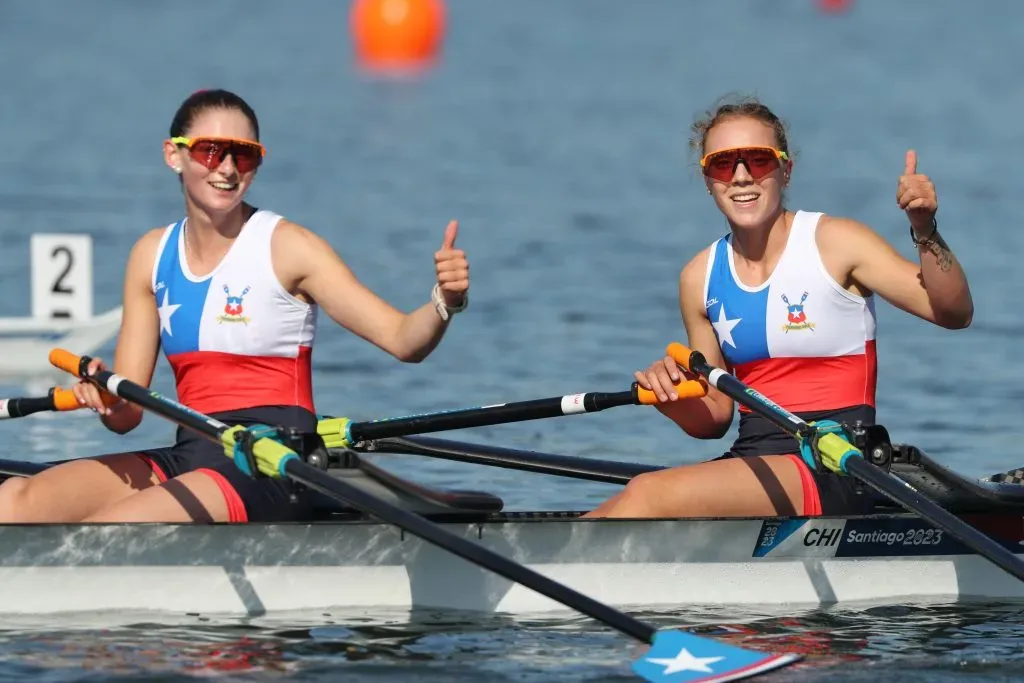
[897,150,939,236]
[434,220,469,308]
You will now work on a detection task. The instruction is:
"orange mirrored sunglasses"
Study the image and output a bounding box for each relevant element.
[700,146,789,183]
[171,136,266,173]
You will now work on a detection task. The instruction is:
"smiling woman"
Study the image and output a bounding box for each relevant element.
[0,88,473,525]
[584,93,975,521]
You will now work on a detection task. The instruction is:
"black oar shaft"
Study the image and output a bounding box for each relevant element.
[0,388,79,420]
[847,458,1024,582]
[687,353,809,439]
[283,460,655,642]
[348,389,640,442]
[367,435,664,484]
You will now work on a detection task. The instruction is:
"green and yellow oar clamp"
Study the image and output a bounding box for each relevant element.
[317,416,351,450]
[796,420,894,477]
[221,424,298,479]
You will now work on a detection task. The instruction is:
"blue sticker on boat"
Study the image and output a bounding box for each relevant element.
[753,519,807,557]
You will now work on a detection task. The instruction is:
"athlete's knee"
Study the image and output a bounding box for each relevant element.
[609,471,671,517]
[620,471,658,500]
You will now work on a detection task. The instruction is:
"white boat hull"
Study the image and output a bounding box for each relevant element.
[2,512,1023,616]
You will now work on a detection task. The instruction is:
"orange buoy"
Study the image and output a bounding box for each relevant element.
[817,0,852,13]
[350,0,445,70]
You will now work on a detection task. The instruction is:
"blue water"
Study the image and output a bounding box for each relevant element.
[2,0,1024,680]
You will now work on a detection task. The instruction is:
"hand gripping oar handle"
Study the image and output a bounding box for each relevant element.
[666,342,857,473]
[49,348,297,478]
[319,377,709,449]
[666,341,1024,586]
[48,346,798,682]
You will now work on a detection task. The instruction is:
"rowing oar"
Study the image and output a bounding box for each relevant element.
[359,435,665,484]
[666,341,1024,585]
[49,348,798,683]
[316,377,708,449]
[0,386,111,419]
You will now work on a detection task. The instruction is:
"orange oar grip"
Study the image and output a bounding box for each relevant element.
[666,342,695,372]
[50,386,118,411]
[51,387,81,411]
[49,349,83,377]
[635,378,709,405]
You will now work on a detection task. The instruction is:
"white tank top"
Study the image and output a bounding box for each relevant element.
[151,210,317,415]
[702,210,877,412]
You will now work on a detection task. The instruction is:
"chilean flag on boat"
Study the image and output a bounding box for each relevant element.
[633,629,799,682]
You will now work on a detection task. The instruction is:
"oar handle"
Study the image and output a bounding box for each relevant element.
[47,350,132,409]
[0,387,79,419]
[0,381,120,420]
[635,376,708,405]
[667,341,811,437]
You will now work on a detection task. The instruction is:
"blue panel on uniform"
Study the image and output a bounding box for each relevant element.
[154,221,212,355]
[705,237,769,366]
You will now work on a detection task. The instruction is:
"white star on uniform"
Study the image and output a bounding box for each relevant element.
[646,647,725,674]
[711,304,741,349]
[157,289,181,336]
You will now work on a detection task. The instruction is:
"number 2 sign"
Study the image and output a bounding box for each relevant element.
[30,234,94,320]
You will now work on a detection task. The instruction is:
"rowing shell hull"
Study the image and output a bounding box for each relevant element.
[1,511,1023,616]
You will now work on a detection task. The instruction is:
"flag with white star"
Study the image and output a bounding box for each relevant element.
[632,629,799,682]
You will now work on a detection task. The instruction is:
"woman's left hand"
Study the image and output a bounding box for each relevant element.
[897,149,938,236]
[434,220,469,307]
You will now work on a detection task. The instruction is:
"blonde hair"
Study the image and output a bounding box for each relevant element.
[690,93,791,157]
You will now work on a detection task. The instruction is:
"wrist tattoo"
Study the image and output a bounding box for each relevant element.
[922,231,955,272]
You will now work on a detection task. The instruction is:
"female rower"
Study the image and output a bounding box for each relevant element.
[585,95,973,519]
[0,88,471,524]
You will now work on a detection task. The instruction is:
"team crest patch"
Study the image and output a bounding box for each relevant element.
[781,291,815,332]
[217,285,251,324]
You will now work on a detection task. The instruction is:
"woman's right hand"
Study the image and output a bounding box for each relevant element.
[635,355,700,403]
[70,357,124,416]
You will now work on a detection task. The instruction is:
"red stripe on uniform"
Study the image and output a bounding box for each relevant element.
[135,454,168,483]
[167,346,314,415]
[732,340,876,413]
[786,454,823,516]
[196,468,249,523]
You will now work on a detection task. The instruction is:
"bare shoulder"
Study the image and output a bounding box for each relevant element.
[679,246,712,287]
[130,226,169,259]
[816,214,913,295]
[679,246,713,315]
[124,226,170,286]
[819,213,896,263]
[271,219,335,255]
[271,219,353,295]
[816,214,893,252]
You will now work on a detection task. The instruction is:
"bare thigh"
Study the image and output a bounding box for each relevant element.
[83,470,230,523]
[0,453,161,523]
[583,454,805,519]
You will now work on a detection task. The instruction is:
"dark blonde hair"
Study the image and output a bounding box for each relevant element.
[689,94,791,157]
